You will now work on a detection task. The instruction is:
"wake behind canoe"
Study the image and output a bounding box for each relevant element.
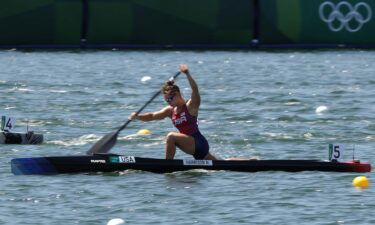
[11,154,371,175]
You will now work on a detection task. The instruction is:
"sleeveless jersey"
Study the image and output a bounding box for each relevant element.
[171,104,199,135]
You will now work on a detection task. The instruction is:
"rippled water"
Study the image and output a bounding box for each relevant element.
[0,49,374,224]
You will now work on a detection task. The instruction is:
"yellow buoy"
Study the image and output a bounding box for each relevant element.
[137,129,151,136]
[352,176,369,188]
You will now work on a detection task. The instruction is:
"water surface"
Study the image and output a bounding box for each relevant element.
[0,49,374,224]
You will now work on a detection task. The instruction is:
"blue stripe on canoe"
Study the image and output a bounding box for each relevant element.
[11,158,57,175]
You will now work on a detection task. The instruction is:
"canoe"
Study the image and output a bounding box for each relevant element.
[11,153,371,175]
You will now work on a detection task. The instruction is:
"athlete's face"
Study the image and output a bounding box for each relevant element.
[164,92,176,105]
[164,92,178,106]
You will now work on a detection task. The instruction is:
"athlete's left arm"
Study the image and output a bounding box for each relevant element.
[180,64,200,114]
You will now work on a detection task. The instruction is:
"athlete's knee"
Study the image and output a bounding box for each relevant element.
[166,132,178,143]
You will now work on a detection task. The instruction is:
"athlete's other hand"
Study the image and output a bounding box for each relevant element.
[129,112,138,120]
[179,64,189,74]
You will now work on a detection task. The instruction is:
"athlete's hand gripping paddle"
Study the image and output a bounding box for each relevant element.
[86,72,181,155]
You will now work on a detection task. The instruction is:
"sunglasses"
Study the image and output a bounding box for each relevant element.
[165,93,176,103]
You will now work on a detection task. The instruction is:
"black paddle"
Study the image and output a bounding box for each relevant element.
[86,71,181,155]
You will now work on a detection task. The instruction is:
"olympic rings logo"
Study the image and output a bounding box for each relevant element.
[319,1,372,32]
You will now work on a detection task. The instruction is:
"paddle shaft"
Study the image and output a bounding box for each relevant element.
[118,71,181,132]
[86,71,181,155]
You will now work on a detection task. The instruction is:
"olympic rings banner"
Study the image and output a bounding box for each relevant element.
[319,1,372,32]
[0,0,374,48]
[259,0,375,45]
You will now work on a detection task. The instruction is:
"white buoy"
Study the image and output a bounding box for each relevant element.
[141,76,152,83]
[315,105,328,114]
[107,218,125,225]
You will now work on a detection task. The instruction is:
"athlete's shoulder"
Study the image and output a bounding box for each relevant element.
[161,105,172,112]
[161,105,173,117]
[185,99,198,116]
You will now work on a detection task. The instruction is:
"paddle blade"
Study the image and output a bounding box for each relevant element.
[86,131,119,155]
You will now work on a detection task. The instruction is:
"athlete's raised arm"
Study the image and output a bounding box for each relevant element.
[179,64,200,115]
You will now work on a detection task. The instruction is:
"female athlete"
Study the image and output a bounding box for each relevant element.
[130,64,217,160]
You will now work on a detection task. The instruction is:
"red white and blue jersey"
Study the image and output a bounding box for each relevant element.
[171,104,199,135]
